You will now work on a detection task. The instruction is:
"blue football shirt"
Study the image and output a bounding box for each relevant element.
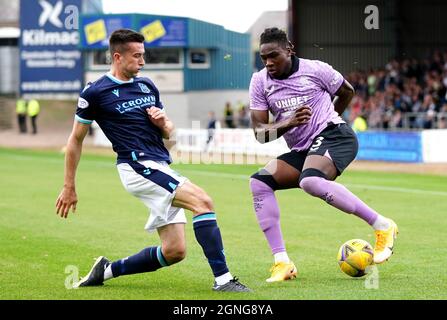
[76,73,171,164]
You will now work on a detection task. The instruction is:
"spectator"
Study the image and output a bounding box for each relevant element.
[237,105,250,128]
[352,114,368,132]
[16,97,27,134]
[206,111,220,148]
[344,50,447,130]
[223,102,235,128]
[27,99,40,134]
[367,68,377,96]
[390,109,403,129]
[437,103,447,128]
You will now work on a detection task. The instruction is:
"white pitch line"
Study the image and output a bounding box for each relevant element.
[180,169,447,197]
[3,153,447,196]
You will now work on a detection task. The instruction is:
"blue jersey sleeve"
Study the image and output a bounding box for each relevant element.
[75,83,98,124]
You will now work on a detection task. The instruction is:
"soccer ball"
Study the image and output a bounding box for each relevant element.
[337,239,374,277]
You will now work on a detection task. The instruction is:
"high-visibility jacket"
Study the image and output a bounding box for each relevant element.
[352,116,368,132]
[16,99,27,114]
[27,100,40,117]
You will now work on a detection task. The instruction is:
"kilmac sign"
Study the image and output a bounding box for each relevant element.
[19,0,83,95]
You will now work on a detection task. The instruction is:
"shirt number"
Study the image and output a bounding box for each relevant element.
[310,136,324,152]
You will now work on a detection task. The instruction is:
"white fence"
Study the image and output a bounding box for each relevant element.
[93,126,447,163]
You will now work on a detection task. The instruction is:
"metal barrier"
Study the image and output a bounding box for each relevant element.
[365,112,447,131]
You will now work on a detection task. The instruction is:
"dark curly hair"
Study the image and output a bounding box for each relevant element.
[259,27,290,48]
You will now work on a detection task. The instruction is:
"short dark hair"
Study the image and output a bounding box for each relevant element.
[260,27,289,48]
[109,29,145,55]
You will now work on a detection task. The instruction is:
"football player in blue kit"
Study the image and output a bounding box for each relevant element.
[55,29,250,292]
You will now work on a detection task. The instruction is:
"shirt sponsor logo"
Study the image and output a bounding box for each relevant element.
[116,96,156,114]
[274,96,310,111]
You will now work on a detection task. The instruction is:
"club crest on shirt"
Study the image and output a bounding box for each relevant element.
[264,85,275,96]
[139,83,151,94]
[298,76,311,86]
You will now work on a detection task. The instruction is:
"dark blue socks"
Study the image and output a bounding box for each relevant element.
[193,212,229,277]
[110,246,168,277]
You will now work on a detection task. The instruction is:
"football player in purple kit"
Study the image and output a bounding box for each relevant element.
[55,29,250,292]
[249,28,398,282]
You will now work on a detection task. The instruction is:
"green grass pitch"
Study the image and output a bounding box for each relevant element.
[1,147,447,300]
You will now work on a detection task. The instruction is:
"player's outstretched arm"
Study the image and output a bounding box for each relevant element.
[55,121,90,219]
[251,106,312,143]
[333,80,355,116]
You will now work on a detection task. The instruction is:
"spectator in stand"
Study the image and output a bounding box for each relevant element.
[367,68,377,96]
[366,97,383,129]
[390,109,403,129]
[437,103,447,128]
[344,51,447,130]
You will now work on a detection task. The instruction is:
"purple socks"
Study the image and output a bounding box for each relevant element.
[250,175,379,256]
[299,176,378,225]
[250,178,286,254]
[250,175,379,257]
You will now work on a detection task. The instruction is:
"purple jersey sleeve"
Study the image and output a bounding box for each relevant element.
[75,84,98,124]
[249,72,269,110]
[314,61,344,96]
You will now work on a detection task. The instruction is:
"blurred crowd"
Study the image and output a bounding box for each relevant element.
[220,50,447,131]
[345,50,447,130]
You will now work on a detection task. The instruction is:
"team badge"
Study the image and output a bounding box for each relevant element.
[139,83,151,94]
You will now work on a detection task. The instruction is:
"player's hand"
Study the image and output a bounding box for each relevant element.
[289,106,312,127]
[147,107,167,128]
[55,186,77,219]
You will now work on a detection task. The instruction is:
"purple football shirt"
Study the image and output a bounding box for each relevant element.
[249,58,345,151]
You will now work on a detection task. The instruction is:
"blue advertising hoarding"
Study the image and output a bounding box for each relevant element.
[20,0,83,95]
[137,17,187,47]
[356,131,423,163]
[79,15,188,49]
[80,15,133,49]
